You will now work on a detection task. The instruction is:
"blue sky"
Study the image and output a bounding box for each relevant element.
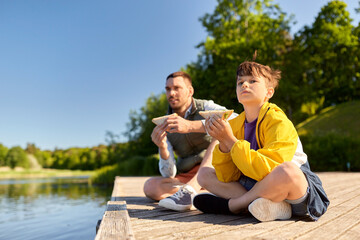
[1,0,359,150]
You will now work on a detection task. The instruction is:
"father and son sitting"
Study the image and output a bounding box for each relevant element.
[143,60,329,222]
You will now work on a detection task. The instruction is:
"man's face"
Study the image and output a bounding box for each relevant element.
[165,76,193,110]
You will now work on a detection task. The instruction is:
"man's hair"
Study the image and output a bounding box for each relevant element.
[166,71,192,86]
[236,61,281,89]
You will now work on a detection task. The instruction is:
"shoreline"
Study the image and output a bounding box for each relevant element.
[0,167,94,179]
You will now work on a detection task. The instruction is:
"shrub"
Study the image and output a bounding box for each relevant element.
[300,133,360,171]
[90,154,159,184]
[5,146,29,169]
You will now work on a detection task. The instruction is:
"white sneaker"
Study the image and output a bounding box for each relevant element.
[248,198,292,222]
[158,184,196,211]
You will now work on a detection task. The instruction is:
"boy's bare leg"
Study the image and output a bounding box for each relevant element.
[228,162,308,213]
[197,166,247,199]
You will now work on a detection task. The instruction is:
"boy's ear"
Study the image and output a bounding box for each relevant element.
[266,87,275,100]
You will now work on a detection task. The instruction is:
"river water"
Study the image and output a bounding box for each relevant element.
[0,176,112,240]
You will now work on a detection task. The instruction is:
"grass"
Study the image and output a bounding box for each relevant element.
[0,167,95,179]
[296,100,360,138]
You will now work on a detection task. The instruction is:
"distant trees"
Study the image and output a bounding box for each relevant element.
[0,144,9,166]
[283,0,360,121]
[118,0,360,175]
[5,146,29,169]
[185,0,359,123]
[1,0,359,174]
[124,93,168,157]
[187,0,293,113]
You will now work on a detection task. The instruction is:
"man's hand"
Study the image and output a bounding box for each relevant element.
[205,115,237,153]
[165,115,193,133]
[151,122,168,149]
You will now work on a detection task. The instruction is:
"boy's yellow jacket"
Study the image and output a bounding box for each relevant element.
[212,102,298,182]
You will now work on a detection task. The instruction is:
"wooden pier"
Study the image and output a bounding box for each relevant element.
[95,172,360,239]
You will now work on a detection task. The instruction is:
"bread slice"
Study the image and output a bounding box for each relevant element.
[152,113,177,125]
[199,109,234,120]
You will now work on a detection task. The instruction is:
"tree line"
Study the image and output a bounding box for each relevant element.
[123,0,360,173]
[2,0,359,173]
[0,142,131,170]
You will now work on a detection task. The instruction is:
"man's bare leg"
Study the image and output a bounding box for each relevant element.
[186,139,218,192]
[143,177,183,201]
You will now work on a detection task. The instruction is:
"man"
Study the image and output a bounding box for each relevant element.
[143,71,235,211]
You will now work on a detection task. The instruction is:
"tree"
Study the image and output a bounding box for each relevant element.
[291,1,359,111]
[124,93,168,156]
[5,146,29,169]
[186,0,293,113]
[0,144,9,166]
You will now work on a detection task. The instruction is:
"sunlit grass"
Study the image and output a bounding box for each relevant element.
[296,100,360,138]
[0,167,95,179]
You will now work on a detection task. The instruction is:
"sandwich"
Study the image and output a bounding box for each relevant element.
[198,109,234,120]
[152,113,177,125]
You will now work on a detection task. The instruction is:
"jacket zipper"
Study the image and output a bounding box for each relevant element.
[256,107,270,149]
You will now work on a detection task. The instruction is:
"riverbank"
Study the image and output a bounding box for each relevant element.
[0,167,94,179]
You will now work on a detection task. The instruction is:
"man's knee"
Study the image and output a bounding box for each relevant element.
[143,177,160,200]
[197,167,216,188]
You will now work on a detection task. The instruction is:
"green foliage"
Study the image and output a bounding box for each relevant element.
[290,1,359,116]
[90,154,159,184]
[89,164,119,184]
[297,100,360,138]
[5,146,29,169]
[0,144,9,166]
[301,133,360,171]
[297,101,360,172]
[186,0,293,112]
[124,93,168,156]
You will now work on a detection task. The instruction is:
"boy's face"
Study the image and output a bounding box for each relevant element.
[236,75,274,106]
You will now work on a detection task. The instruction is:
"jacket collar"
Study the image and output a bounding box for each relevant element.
[167,97,195,116]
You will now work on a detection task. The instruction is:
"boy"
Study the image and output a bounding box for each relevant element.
[193,60,329,221]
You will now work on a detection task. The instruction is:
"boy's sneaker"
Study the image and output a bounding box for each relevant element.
[193,193,232,215]
[248,198,292,222]
[158,184,196,211]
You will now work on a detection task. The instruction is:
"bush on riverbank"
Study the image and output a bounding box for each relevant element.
[0,168,94,179]
[90,154,159,184]
[301,133,360,172]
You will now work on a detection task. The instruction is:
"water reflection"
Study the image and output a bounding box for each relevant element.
[0,177,112,240]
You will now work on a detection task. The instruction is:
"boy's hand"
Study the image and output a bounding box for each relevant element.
[205,115,237,153]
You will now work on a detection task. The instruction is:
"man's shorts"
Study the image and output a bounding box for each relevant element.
[175,164,200,184]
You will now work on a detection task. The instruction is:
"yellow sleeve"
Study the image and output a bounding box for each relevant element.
[230,114,298,181]
[212,144,241,183]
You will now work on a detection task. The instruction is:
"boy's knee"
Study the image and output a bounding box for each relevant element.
[276,162,304,184]
[197,167,215,188]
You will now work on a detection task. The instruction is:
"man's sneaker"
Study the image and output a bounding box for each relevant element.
[248,198,292,222]
[158,184,196,211]
[193,193,232,215]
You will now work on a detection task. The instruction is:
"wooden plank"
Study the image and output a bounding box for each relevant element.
[296,196,360,240]
[95,201,135,240]
[99,173,360,240]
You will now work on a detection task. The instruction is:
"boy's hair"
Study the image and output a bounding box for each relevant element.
[236,61,281,89]
[166,71,192,86]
